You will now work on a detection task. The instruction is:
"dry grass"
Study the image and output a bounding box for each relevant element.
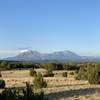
[0,69,100,100]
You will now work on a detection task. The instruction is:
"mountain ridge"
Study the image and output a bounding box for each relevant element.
[5,50,82,61]
[4,50,100,62]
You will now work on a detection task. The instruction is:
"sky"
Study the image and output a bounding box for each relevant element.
[0,0,100,58]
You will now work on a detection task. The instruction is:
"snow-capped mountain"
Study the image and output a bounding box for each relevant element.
[5,50,82,61]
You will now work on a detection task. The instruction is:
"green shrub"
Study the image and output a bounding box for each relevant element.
[34,73,47,88]
[69,71,74,75]
[29,68,37,77]
[88,64,100,84]
[0,82,48,100]
[62,72,67,77]
[0,61,8,68]
[43,69,54,77]
[6,65,11,70]
[0,80,5,88]
[76,63,100,84]
[0,89,6,100]
[75,70,79,74]
[76,65,87,80]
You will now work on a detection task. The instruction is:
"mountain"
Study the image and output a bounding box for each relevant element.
[45,50,81,60]
[5,50,42,61]
[5,50,82,61]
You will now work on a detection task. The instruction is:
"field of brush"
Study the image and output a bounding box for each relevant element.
[1,69,100,100]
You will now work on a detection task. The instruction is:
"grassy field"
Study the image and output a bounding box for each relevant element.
[1,69,100,100]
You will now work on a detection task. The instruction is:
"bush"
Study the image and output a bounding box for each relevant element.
[33,73,47,88]
[0,89,6,100]
[0,80,5,88]
[29,68,37,77]
[76,65,87,80]
[43,69,54,77]
[76,63,100,84]
[62,72,67,77]
[75,70,79,74]
[69,71,74,75]
[6,65,11,70]
[88,64,100,84]
[0,72,2,77]
[0,82,48,100]
[0,61,8,68]
[63,63,79,70]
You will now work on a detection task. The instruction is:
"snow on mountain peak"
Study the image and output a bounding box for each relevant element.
[20,50,30,53]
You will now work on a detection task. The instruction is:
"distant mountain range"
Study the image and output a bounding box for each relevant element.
[4,50,100,62]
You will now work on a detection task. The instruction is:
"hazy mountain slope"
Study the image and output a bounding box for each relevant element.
[8,50,100,62]
[5,50,82,61]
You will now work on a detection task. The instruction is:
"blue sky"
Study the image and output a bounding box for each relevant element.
[0,0,100,58]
